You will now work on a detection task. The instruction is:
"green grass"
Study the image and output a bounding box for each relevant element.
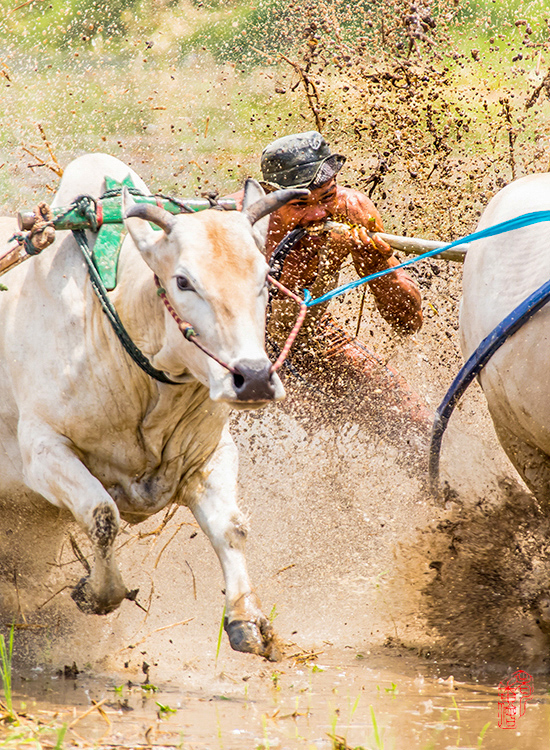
[215,604,225,668]
[477,721,491,747]
[370,705,384,750]
[54,723,67,749]
[0,626,15,721]
[1,0,549,256]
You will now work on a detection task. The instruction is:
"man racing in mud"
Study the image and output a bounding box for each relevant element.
[260,131,423,338]
[232,131,431,457]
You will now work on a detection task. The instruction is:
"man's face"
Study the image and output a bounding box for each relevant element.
[276,178,337,226]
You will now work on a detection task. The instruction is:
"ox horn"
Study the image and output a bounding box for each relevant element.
[243,188,310,226]
[125,203,176,235]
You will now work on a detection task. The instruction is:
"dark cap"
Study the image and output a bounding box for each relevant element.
[260,131,346,189]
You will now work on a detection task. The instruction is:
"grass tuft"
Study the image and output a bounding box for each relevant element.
[0,625,15,722]
[215,604,226,668]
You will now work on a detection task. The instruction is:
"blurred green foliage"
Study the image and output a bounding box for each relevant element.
[182,0,307,66]
[181,0,390,66]
[3,0,141,47]
[456,0,548,35]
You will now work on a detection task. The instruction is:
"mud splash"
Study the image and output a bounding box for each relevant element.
[412,479,550,674]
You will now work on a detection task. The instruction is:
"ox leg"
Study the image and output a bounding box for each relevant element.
[18,421,128,615]
[189,426,281,661]
[493,418,550,504]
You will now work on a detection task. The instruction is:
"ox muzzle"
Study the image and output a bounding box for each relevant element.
[231,358,277,402]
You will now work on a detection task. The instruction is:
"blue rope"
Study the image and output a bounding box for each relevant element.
[304,210,550,308]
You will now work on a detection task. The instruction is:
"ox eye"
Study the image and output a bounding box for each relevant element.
[176,275,194,291]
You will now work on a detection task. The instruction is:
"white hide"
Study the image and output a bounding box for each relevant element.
[0,154,283,659]
[460,173,550,494]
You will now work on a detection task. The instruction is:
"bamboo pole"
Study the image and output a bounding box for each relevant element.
[0,241,28,278]
[323,220,468,262]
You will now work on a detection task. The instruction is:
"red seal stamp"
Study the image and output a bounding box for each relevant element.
[497,670,533,728]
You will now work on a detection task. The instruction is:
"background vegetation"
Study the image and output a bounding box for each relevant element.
[1,0,549,239]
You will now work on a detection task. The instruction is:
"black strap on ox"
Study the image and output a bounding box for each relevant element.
[72,228,178,385]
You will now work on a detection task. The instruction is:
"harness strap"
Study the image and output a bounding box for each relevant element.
[429,275,550,490]
[154,275,238,375]
[71,229,179,385]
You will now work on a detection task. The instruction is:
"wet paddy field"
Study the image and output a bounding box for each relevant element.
[9,647,550,749]
[1,397,549,749]
[3,2,550,747]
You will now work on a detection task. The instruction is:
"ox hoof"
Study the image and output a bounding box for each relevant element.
[71,577,125,616]
[224,618,282,662]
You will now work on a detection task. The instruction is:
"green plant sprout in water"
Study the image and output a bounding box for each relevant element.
[54,723,67,749]
[328,694,363,750]
[156,701,177,719]
[451,695,461,747]
[0,624,15,721]
[215,604,226,668]
[477,721,491,748]
[370,705,384,750]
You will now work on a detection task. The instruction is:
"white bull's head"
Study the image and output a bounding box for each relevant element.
[123,181,306,407]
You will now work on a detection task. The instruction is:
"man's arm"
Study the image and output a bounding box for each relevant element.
[336,188,423,333]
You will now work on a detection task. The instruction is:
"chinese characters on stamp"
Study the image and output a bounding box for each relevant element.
[498,670,533,728]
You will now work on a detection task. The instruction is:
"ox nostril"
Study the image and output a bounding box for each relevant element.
[233,372,245,391]
[232,359,275,402]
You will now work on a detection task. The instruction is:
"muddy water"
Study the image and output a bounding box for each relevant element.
[11,648,550,749]
[0,264,548,745]
[2,396,549,749]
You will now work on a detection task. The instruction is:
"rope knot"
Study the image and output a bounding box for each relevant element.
[200,190,229,211]
[73,195,99,232]
[25,201,56,255]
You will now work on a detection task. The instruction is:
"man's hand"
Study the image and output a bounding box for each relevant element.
[323,222,394,276]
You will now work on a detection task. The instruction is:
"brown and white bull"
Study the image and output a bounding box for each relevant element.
[0,153,305,660]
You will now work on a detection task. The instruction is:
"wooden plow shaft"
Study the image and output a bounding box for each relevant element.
[375,231,468,263]
[323,220,467,263]
[1,207,467,283]
[0,241,28,278]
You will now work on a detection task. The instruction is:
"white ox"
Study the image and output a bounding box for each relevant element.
[460,173,550,501]
[0,153,305,661]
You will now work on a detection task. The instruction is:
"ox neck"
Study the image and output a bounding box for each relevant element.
[72,229,180,386]
[100,237,192,387]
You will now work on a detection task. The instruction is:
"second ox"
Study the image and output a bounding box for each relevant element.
[460,172,550,506]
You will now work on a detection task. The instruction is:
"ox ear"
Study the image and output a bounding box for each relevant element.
[242,179,310,249]
[123,188,172,267]
[242,178,270,249]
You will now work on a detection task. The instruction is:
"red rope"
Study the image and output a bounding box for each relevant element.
[153,274,308,377]
[266,275,308,373]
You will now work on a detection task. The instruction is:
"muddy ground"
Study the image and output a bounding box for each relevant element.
[2,1,550,742]
[1,243,550,748]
